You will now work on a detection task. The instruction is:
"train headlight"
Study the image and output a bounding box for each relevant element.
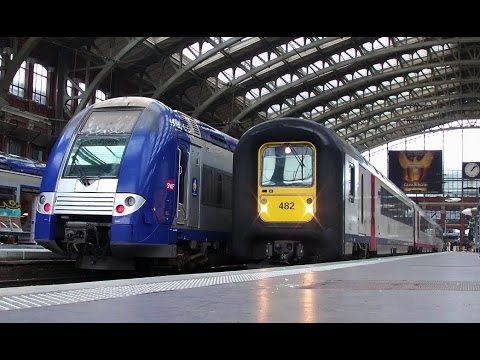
[113,194,146,216]
[260,204,268,213]
[305,203,314,214]
[37,192,55,215]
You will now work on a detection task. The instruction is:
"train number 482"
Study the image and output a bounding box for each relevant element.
[278,202,295,210]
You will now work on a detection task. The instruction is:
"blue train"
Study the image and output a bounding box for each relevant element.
[0,152,46,176]
[0,152,45,243]
[35,97,237,271]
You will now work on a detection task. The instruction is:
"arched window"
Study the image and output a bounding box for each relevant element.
[32,63,48,105]
[9,61,27,98]
[66,79,74,110]
[95,89,106,103]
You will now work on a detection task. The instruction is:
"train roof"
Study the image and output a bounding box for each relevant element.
[0,152,46,176]
[173,110,237,152]
[89,97,238,152]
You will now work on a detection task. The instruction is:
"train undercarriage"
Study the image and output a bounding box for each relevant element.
[59,220,231,273]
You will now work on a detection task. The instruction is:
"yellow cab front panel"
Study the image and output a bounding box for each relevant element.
[257,141,316,223]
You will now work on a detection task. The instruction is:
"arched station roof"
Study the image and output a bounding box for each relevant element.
[2,36,480,152]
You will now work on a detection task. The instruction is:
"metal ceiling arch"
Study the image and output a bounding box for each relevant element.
[5,36,480,154]
[344,97,480,144]
[280,63,461,121]
[75,37,148,113]
[191,37,343,118]
[298,56,480,138]
[203,37,378,105]
[229,55,480,145]
[330,93,480,135]
[353,105,480,150]
[305,76,479,127]
[221,37,480,133]
[157,37,303,104]
[151,37,244,100]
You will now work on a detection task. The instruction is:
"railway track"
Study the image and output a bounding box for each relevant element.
[0,259,248,288]
[0,259,136,288]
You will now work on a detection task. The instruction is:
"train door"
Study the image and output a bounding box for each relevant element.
[20,185,40,243]
[414,210,419,252]
[358,166,368,237]
[176,145,188,225]
[30,195,38,244]
[369,174,377,253]
[186,144,200,228]
[344,159,358,248]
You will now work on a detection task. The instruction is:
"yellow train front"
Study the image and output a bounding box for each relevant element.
[231,118,444,265]
[231,118,346,264]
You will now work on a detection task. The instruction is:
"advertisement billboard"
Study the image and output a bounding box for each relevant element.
[388,150,443,193]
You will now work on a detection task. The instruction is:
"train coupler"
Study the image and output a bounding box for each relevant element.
[267,240,304,265]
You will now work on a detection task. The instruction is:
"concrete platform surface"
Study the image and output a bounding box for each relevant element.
[0,251,479,322]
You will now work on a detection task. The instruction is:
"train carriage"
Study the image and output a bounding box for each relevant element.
[0,152,45,243]
[231,118,443,264]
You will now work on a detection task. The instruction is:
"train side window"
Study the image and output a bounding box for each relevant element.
[349,163,355,202]
[0,186,16,202]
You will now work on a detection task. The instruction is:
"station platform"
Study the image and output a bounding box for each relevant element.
[0,251,478,322]
[0,243,65,261]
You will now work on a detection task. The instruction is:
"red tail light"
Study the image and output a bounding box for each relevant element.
[116,204,125,213]
[44,203,51,212]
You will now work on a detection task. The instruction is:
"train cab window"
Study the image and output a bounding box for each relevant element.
[63,136,128,178]
[260,142,314,187]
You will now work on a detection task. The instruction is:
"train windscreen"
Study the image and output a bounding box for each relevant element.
[62,109,141,178]
[260,143,314,187]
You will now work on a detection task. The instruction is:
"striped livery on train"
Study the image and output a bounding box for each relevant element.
[35,97,237,271]
[230,118,443,264]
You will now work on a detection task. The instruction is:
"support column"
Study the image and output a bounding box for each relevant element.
[55,47,65,120]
